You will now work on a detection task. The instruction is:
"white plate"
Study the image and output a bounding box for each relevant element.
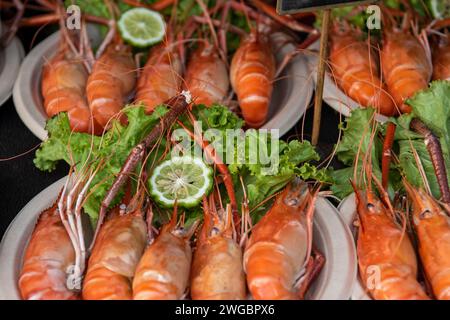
[306,40,388,123]
[0,24,24,107]
[0,177,356,300]
[13,30,314,141]
[338,193,372,300]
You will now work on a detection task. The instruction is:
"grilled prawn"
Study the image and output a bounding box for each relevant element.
[82,200,147,300]
[190,201,246,300]
[135,43,182,113]
[405,182,450,300]
[19,198,79,300]
[132,209,197,300]
[244,179,322,300]
[354,186,430,300]
[86,39,136,129]
[230,30,275,128]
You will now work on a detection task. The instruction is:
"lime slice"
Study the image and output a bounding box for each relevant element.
[149,156,213,208]
[118,8,166,48]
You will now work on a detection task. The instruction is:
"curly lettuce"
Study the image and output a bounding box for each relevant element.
[331,81,450,200]
[35,103,329,222]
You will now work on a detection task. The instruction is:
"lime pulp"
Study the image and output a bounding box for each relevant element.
[118,8,166,48]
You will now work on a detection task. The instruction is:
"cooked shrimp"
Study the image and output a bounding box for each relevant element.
[405,182,450,300]
[190,200,245,300]
[135,43,182,113]
[41,41,97,133]
[353,185,430,300]
[380,18,432,113]
[243,179,320,300]
[185,42,229,106]
[86,39,136,129]
[329,21,395,116]
[132,209,197,300]
[82,200,147,300]
[230,29,275,128]
[18,198,78,300]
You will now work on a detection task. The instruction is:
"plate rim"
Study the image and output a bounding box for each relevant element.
[0,36,24,107]
[13,31,60,141]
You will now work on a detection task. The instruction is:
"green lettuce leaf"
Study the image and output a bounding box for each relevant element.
[229,135,330,219]
[35,103,328,223]
[35,105,167,219]
[394,80,450,199]
[331,108,384,198]
[406,80,450,155]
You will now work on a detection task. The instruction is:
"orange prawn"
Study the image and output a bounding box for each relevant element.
[41,38,97,134]
[230,29,275,128]
[243,179,323,300]
[82,195,147,300]
[353,184,430,300]
[132,208,198,300]
[19,166,100,300]
[405,182,450,300]
[86,38,136,129]
[18,197,78,300]
[329,21,395,116]
[380,14,432,114]
[185,42,229,106]
[135,43,182,113]
[190,199,246,300]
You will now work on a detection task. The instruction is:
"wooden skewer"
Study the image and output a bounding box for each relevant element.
[312,9,330,146]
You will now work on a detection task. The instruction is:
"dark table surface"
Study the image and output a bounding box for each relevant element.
[0,29,342,240]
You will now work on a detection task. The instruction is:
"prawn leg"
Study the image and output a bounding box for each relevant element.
[381,123,397,189]
[297,248,326,300]
[249,0,316,33]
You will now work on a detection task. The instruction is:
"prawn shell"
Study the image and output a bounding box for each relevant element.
[19,202,78,300]
[185,44,229,106]
[135,44,182,113]
[381,32,432,113]
[41,51,98,134]
[355,190,429,300]
[406,186,450,300]
[82,212,147,300]
[329,29,395,116]
[230,32,275,128]
[86,43,136,128]
[132,230,192,300]
[190,236,246,300]
[243,182,310,300]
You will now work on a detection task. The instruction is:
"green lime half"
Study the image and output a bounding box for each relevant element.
[118,8,166,48]
[149,156,213,208]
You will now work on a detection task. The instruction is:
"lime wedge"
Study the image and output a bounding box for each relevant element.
[149,156,213,208]
[118,8,166,48]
